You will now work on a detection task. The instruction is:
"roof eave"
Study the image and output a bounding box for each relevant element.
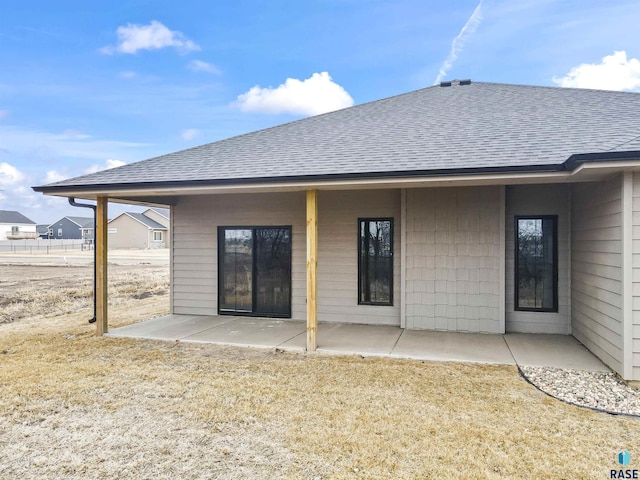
[31,150,640,197]
[31,163,566,195]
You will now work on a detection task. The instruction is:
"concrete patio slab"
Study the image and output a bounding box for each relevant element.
[392,330,516,365]
[504,333,610,371]
[149,316,233,340]
[108,315,232,341]
[182,317,306,348]
[107,315,611,373]
[280,323,403,356]
[107,314,189,336]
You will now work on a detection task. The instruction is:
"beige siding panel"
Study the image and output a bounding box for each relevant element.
[405,186,502,333]
[172,189,401,325]
[505,184,570,334]
[572,176,624,376]
[317,190,401,326]
[632,172,640,379]
[108,215,150,249]
[172,192,306,318]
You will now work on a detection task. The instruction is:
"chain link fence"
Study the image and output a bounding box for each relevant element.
[0,239,93,254]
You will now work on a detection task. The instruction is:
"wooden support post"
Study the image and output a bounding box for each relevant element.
[96,196,108,336]
[306,190,318,352]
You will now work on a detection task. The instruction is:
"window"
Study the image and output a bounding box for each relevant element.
[57,228,62,237]
[358,218,393,305]
[515,216,558,312]
[153,231,163,241]
[218,226,292,317]
[11,226,19,234]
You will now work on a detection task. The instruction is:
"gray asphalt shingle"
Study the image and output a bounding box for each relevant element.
[126,213,167,229]
[0,210,37,224]
[35,81,640,190]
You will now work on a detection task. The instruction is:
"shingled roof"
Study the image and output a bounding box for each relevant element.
[119,213,168,229]
[33,81,640,193]
[0,210,36,224]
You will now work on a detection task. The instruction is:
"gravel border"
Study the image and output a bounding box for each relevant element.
[519,366,640,417]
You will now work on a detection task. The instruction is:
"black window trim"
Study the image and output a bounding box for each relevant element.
[217,225,293,319]
[357,217,394,306]
[514,215,559,313]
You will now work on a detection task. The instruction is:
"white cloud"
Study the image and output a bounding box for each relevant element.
[235,72,354,116]
[188,60,221,74]
[120,71,138,79]
[84,159,126,174]
[100,20,200,55]
[553,50,640,91]
[0,110,8,120]
[181,129,200,140]
[44,170,68,184]
[0,162,25,186]
[434,0,484,85]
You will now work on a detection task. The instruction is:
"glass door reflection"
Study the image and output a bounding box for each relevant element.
[219,226,292,317]
[255,228,291,315]
[220,229,253,313]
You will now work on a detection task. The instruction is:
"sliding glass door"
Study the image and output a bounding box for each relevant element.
[219,226,292,317]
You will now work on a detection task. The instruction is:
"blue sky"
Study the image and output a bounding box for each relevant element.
[1,0,639,223]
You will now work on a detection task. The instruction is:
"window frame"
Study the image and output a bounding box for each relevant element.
[153,231,163,241]
[357,217,394,306]
[217,225,293,319]
[514,215,558,313]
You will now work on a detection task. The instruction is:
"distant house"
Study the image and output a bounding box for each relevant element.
[0,210,37,240]
[108,209,169,249]
[48,216,94,243]
[36,224,52,239]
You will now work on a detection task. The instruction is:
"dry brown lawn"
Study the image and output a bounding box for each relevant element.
[0,265,638,479]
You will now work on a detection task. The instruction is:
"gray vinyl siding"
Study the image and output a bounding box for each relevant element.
[171,190,401,325]
[49,217,83,239]
[571,175,623,375]
[632,172,640,379]
[405,186,502,333]
[505,184,570,334]
[317,190,400,326]
[172,192,306,318]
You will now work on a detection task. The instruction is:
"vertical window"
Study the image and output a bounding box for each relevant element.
[57,228,62,237]
[11,226,19,234]
[515,216,558,311]
[153,231,163,241]
[358,218,393,305]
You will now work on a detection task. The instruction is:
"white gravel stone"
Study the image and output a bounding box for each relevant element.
[520,366,640,416]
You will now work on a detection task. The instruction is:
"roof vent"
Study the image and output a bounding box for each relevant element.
[440,79,471,87]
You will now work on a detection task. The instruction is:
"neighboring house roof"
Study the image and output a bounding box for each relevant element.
[0,210,36,224]
[147,207,169,219]
[48,216,94,229]
[36,224,50,234]
[33,81,640,193]
[67,216,94,228]
[110,212,167,230]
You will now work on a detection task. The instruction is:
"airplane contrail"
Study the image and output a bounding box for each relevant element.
[434,1,484,85]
